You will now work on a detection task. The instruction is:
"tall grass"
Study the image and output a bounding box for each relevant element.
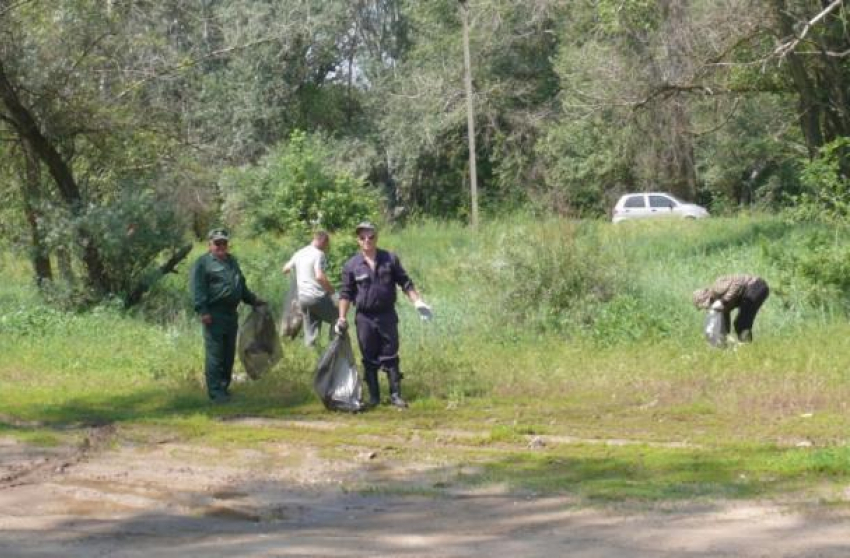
[5,216,850,502]
[387,215,850,423]
[2,214,849,437]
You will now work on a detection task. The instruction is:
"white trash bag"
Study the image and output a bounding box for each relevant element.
[704,309,727,348]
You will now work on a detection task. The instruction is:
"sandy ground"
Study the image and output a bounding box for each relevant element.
[1,421,849,558]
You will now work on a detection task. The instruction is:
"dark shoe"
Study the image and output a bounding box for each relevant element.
[210,392,231,404]
[738,329,753,343]
[386,367,406,408]
[364,368,380,407]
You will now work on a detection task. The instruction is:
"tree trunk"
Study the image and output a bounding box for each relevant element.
[771,0,825,158]
[19,144,53,286]
[460,0,479,228]
[56,247,75,285]
[660,0,697,200]
[0,59,109,293]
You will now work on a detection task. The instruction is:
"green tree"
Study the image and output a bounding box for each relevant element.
[765,0,850,159]
[220,131,382,237]
[546,0,705,212]
[371,0,563,218]
[0,1,190,305]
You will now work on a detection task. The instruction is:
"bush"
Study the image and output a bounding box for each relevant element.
[485,221,620,334]
[764,226,850,314]
[764,139,850,313]
[787,137,850,224]
[39,187,187,309]
[221,130,383,237]
[590,293,674,346]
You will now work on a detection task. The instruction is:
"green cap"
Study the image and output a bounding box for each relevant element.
[208,228,230,241]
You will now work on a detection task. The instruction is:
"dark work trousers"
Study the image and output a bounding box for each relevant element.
[724,279,770,339]
[355,311,400,372]
[203,311,239,399]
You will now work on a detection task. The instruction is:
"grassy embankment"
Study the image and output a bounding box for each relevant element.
[1,214,849,504]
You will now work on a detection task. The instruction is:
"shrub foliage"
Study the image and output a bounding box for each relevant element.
[221,131,382,237]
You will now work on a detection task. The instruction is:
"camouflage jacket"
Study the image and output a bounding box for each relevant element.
[705,274,761,310]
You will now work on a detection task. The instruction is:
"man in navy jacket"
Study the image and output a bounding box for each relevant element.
[337,222,431,408]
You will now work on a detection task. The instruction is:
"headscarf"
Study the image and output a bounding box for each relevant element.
[692,288,712,309]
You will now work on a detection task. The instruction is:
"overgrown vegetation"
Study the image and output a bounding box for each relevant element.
[1,2,847,308]
[3,215,850,503]
[220,131,382,237]
[0,0,848,505]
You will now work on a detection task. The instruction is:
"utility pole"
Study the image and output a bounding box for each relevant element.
[460,0,479,229]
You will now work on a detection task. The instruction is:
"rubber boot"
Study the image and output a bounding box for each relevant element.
[387,367,408,409]
[364,367,380,407]
[738,329,753,343]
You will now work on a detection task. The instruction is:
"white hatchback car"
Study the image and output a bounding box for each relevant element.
[611,192,709,223]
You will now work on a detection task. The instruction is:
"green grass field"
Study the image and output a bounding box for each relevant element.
[2,214,849,504]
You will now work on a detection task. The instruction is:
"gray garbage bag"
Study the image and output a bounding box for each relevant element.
[314,332,363,412]
[238,305,282,380]
[280,275,303,339]
[704,309,727,348]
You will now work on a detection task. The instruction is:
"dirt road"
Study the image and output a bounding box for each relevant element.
[1,422,848,557]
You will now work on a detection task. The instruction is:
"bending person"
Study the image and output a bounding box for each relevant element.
[693,274,769,342]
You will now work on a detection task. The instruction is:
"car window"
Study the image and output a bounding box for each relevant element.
[623,195,645,208]
[649,195,676,208]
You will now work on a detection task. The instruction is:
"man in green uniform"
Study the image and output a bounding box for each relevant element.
[190,228,265,402]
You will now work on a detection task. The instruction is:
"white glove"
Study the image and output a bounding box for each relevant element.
[414,300,432,321]
[711,300,724,311]
[334,319,348,335]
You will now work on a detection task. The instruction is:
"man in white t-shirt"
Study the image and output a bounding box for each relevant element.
[283,231,337,347]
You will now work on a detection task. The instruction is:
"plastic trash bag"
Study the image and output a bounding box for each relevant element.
[280,275,303,340]
[238,305,282,380]
[314,332,363,412]
[704,309,727,348]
